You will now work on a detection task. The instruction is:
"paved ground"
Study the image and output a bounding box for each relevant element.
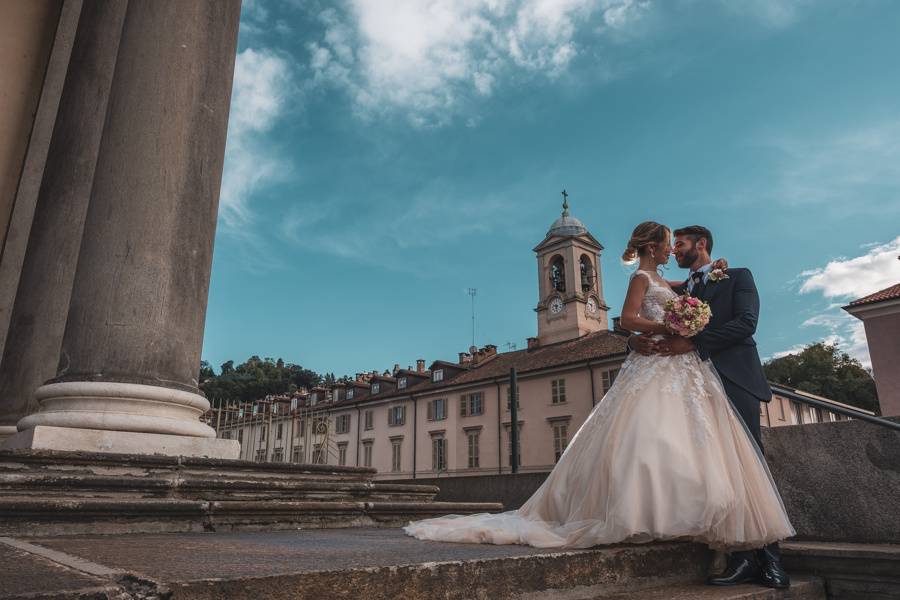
[27,527,575,582]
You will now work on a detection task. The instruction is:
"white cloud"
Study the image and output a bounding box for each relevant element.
[306,0,650,126]
[220,48,294,229]
[789,237,900,368]
[800,236,900,299]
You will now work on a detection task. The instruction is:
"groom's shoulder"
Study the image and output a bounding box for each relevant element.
[725,267,756,284]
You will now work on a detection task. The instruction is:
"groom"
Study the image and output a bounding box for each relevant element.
[630,225,790,589]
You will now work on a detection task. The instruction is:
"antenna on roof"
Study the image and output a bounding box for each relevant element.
[505,342,517,352]
[467,288,477,349]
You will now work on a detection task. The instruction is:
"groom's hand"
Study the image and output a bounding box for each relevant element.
[628,334,658,356]
[657,335,694,356]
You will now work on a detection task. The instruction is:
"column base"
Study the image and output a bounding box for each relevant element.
[0,425,17,442]
[1,425,239,459]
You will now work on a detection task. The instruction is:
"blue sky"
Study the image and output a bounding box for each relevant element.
[202,0,900,376]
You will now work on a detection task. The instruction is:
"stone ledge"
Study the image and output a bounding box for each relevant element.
[1,426,240,460]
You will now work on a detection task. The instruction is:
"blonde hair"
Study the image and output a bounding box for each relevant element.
[622,221,670,263]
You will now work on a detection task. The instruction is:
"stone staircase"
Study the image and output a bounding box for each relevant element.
[0,528,828,600]
[0,449,502,536]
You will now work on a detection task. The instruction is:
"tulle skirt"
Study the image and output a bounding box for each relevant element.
[403,352,795,550]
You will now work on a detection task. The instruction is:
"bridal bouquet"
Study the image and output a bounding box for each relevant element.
[663,295,712,337]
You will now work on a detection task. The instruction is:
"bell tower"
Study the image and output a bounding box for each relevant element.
[534,191,608,345]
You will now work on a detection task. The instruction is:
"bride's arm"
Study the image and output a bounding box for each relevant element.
[620,274,668,335]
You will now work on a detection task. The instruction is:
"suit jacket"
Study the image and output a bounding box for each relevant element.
[685,268,772,403]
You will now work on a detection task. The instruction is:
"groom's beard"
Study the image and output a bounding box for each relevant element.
[676,249,698,269]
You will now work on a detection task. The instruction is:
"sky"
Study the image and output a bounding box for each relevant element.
[202,0,900,377]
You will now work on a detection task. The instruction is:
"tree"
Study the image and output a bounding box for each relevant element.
[199,355,324,404]
[764,342,879,414]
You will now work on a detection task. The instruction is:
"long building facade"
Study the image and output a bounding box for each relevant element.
[211,201,870,478]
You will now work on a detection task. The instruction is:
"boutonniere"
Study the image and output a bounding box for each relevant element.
[708,268,729,282]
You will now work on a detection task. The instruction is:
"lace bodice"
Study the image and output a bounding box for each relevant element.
[632,269,677,323]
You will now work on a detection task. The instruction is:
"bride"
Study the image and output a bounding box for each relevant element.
[403,221,794,554]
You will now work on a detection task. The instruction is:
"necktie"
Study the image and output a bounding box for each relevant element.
[690,271,703,293]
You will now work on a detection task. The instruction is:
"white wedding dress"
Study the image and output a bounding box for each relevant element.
[403,270,795,550]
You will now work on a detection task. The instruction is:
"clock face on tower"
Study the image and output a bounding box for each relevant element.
[549,297,564,314]
[586,297,597,314]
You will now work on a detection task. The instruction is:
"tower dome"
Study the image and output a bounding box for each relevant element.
[547,190,587,237]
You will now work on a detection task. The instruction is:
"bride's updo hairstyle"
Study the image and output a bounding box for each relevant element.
[622,221,670,263]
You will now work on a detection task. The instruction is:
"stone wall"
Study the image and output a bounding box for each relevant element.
[385,417,900,543]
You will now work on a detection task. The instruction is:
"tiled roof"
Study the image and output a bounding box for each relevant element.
[325,331,627,410]
[846,283,900,308]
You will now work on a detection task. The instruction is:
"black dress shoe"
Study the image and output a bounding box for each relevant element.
[707,557,761,586]
[757,547,790,589]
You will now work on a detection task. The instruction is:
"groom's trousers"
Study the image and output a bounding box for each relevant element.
[720,377,763,451]
[719,376,780,561]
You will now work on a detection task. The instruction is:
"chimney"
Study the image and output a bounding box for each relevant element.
[416,359,425,372]
[527,337,540,350]
[459,352,471,365]
[469,345,477,355]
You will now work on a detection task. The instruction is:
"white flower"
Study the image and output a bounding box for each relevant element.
[708,268,730,282]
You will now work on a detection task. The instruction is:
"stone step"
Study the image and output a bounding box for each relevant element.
[782,541,900,600]
[0,496,504,536]
[5,529,716,599]
[523,575,824,599]
[0,471,440,502]
[0,449,378,485]
[0,450,501,536]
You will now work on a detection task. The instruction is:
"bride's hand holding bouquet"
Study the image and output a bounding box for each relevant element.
[663,295,712,338]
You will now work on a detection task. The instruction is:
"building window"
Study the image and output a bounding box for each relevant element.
[427,398,447,421]
[238,430,243,445]
[432,436,447,471]
[364,410,373,430]
[260,425,267,442]
[272,447,284,462]
[601,369,619,396]
[579,255,595,292]
[506,385,520,411]
[255,449,266,462]
[347,388,355,399]
[363,441,373,467]
[433,369,444,382]
[276,423,283,440]
[467,430,480,468]
[791,401,802,424]
[506,425,522,467]
[388,405,406,426]
[221,431,230,440]
[391,439,402,472]
[551,379,566,404]
[814,407,823,423]
[460,392,484,417]
[338,443,348,466]
[335,414,351,434]
[778,397,786,421]
[292,445,303,463]
[311,393,318,405]
[312,443,325,464]
[552,422,568,462]
[371,383,381,394]
[398,377,407,389]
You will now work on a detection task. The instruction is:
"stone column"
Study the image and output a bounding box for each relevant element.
[4,0,242,459]
[0,0,121,439]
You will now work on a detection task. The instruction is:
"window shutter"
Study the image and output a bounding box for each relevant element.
[460,395,467,417]
[427,400,434,421]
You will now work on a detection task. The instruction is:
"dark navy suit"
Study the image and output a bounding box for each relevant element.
[682,267,779,559]
[686,268,771,449]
